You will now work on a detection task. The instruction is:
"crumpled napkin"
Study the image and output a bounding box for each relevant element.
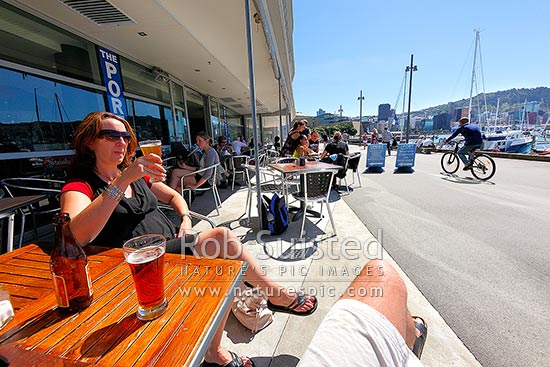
[0,291,14,330]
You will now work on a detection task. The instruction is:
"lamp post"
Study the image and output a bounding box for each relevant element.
[405,54,417,143]
[358,90,365,132]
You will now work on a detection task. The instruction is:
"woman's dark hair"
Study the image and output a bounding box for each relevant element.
[69,111,137,177]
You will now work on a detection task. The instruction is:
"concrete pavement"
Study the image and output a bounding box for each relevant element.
[190,146,482,367]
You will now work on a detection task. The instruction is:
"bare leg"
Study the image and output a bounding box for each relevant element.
[340,259,417,349]
[168,167,196,192]
[194,227,315,313]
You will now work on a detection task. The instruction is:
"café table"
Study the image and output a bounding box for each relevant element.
[0,195,47,253]
[269,160,342,221]
[0,244,246,367]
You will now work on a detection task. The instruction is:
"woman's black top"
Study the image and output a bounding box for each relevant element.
[64,172,177,248]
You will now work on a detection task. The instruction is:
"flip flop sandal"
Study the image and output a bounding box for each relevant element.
[201,351,255,367]
[412,316,428,359]
[266,291,318,316]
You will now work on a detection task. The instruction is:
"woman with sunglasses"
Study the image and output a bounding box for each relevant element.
[60,112,318,367]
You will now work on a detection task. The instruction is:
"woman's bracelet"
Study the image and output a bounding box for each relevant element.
[181,213,191,220]
[103,183,125,201]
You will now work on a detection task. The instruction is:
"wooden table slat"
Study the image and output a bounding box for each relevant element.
[0,245,245,367]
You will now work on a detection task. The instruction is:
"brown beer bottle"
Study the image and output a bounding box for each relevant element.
[50,212,93,312]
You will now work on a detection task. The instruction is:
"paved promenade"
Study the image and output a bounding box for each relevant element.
[191,146,482,367]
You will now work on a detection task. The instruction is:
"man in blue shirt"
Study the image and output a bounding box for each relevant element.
[445,117,483,170]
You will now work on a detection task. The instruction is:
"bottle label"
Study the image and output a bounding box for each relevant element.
[52,274,69,308]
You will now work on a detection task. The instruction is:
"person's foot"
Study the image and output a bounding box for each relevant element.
[203,349,254,367]
[267,291,317,315]
[462,164,472,170]
[412,316,428,359]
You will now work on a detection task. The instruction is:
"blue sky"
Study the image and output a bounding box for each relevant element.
[292,0,550,117]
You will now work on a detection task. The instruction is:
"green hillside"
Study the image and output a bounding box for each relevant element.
[417,87,550,116]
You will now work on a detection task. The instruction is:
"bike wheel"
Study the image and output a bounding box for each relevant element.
[441,152,459,174]
[470,154,496,181]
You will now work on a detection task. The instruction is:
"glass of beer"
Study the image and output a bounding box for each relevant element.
[139,140,163,182]
[123,234,168,321]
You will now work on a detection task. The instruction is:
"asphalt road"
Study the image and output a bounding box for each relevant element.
[343,146,550,367]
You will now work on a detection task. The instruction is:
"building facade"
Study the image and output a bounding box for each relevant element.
[0,0,294,179]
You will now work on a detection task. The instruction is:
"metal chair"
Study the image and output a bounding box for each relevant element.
[180,163,222,216]
[335,154,351,194]
[230,155,249,190]
[274,157,300,205]
[244,165,284,224]
[0,177,64,248]
[292,170,336,239]
[347,152,362,188]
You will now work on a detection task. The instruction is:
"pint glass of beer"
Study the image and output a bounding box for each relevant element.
[139,140,163,182]
[123,234,168,321]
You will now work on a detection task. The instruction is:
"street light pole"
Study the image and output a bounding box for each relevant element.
[405,54,417,143]
[358,90,365,132]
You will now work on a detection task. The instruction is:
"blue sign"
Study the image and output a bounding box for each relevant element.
[366,144,386,167]
[395,144,416,168]
[97,46,127,118]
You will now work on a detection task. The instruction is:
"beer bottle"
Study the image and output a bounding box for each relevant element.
[50,213,93,312]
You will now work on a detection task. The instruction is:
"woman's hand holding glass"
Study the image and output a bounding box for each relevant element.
[124,154,166,183]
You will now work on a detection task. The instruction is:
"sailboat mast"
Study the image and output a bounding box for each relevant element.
[468,29,480,122]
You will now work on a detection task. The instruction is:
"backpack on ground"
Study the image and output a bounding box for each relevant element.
[261,193,289,235]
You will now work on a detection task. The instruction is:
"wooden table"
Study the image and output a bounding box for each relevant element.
[0,195,47,253]
[0,244,245,366]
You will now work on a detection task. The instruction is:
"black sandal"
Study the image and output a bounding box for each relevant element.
[412,316,428,359]
[201,351,254,367]
[267,292,318,316]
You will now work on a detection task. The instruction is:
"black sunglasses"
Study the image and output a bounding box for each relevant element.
[98,129,131,142]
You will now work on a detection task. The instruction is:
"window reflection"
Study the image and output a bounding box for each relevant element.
[0,67,104,153]
[126,99,169,144]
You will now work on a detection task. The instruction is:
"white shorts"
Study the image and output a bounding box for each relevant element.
[298,299,423,367]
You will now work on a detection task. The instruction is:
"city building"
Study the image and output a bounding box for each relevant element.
[0,0,294,178]
[378,103,391,121]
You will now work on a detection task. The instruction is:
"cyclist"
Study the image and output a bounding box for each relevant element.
[444,117,483,170]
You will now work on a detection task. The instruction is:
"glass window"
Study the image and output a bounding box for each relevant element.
[126,99,170,145]
[226,108,242,141]
[175,109,189,147]
[185,88,205,138]
[172,83,185,109]
[0,2,102,84]
[210,100,222,140]
[121,58,170,104]
[0,67,105,153]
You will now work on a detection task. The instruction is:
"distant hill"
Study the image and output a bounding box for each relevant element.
[416,86,550,116]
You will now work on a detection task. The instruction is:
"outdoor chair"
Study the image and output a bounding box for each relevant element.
[347,152,362,188]
[244,165,284,224]
[230,155,249,190]
[292,170,336,239]
[335,154,351,194]
[180,163,222,216]
[274,157,300,205]
[0,177,64,248]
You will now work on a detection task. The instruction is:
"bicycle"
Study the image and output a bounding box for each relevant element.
[440,140,496,181]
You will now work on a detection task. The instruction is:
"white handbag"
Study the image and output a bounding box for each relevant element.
[231,283,273,332]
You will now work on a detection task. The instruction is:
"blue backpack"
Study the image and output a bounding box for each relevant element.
[261,194,289,235]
